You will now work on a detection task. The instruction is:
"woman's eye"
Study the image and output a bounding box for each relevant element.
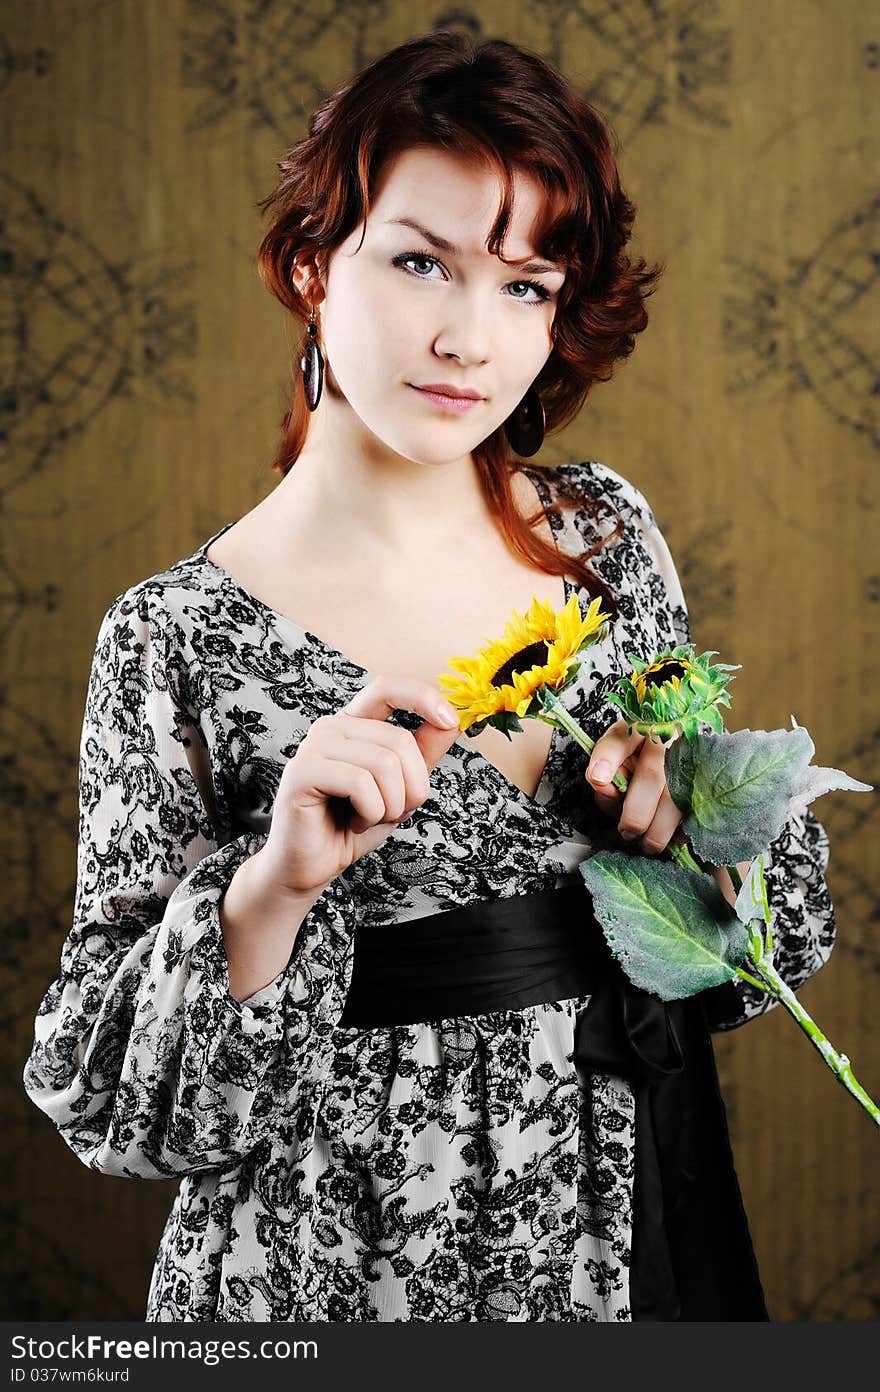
[397,253,439,278]
[391,252,551,306]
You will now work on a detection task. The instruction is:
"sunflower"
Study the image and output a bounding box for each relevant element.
[436,592,613,738]
[605,644,741,741]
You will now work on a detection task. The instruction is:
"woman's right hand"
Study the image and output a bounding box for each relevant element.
[257,676,464,898]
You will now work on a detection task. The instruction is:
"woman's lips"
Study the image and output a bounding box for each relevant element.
[408,384,483,413]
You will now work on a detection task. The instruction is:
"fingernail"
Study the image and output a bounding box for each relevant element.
[590,760,612,783]
[620,828,636,840]
[437,702,459,727]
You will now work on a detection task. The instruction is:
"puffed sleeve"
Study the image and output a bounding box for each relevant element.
[22,585,356,1178]
[699,807,837,1032]
[622,473,838,1032]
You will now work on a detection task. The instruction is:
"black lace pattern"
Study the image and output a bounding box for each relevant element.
[22,461,836,1321]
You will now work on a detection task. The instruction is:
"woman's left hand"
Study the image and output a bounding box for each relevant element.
[585,718,685,856]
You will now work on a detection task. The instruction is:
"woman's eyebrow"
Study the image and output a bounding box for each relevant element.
[382,216,564,275]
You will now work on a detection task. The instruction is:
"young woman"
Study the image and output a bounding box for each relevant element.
[23,32,836,1322]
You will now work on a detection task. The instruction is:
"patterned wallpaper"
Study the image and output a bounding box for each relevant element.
[3,0,877,1320]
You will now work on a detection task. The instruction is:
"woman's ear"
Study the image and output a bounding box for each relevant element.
[292,254,326,306]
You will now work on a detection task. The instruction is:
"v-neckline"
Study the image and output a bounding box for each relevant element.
[191,465,590,813]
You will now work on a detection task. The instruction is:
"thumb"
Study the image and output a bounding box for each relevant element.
[413,709,465,773]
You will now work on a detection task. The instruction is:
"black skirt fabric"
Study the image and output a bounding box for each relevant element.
[338,881,769,1322]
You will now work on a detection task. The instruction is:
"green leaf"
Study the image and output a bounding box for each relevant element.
[733,853,771,929]
[577,852,750,1001]
[665,725,874,864]
[465,711,525,741]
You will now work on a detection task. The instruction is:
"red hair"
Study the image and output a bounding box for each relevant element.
[256,31,665,622]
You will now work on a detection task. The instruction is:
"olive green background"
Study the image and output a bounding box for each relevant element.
[3,1,877,1321]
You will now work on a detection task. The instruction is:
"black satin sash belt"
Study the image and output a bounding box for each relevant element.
[338,881,769,1322]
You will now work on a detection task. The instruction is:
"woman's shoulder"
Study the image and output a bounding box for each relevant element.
[83,547,232,725]
[92,538,224,637]
[540,458,656,527]
[531,460,688,640]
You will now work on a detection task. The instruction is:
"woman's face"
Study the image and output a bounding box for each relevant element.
[303,144,566,467]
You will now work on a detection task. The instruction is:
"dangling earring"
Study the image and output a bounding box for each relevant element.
[503,384,545,457]
[300,304,324,411]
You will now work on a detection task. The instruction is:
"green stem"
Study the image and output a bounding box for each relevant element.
[540,690,711,879]
[538,691,603,761]
[733,964,771,994]
[540,688,880,1128]
[748,958,880,1127]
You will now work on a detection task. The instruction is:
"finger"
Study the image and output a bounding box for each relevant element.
[341,677,462,772]
[328,716,431,813]
[592,723,673,816]
[340,756,408,834]
[631,789,685,856]
[588,748,638,810]
[288,744,394,831]
[585,721,648,788]
[615,731,682,833]
[593,784,624,818]
[616,753,670,840]
[592,757,631,815]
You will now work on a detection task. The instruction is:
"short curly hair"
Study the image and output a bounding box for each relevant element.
[255,30,666,621]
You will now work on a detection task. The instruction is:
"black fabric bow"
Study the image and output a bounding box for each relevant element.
[573,961,686,1086]
[574,965,768,1321]
[339,883,769,1322]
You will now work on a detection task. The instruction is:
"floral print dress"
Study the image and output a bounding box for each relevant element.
[22,460,837,1322]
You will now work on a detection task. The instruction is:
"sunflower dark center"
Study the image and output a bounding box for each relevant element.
[491,640,551,688]
[644,659,687,689]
